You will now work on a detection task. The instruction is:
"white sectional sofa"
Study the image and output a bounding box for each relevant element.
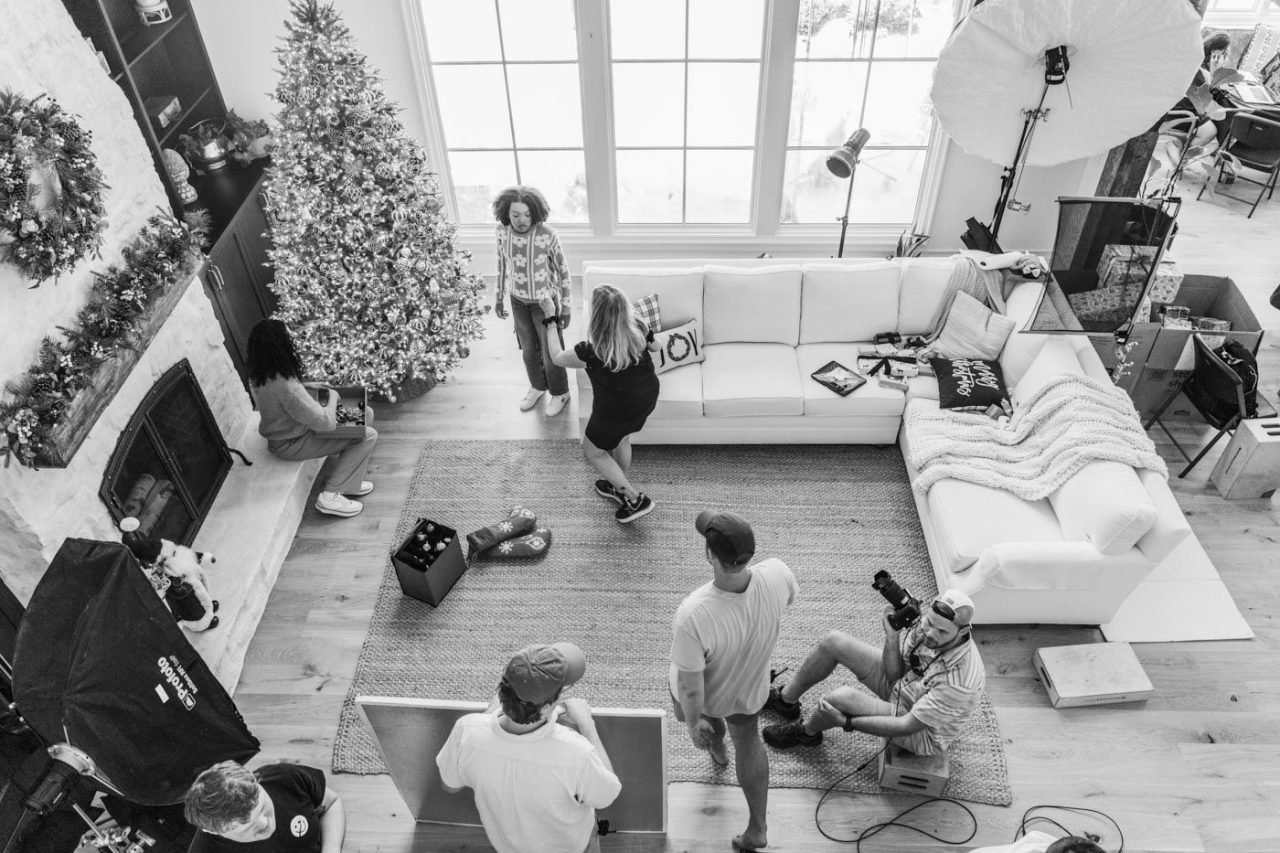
[578,258,1191,625]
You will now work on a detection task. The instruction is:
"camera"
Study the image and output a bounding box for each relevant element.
[873,331,901,346]
[872,570,920,630]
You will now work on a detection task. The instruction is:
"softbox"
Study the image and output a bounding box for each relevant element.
[12,539,258,805]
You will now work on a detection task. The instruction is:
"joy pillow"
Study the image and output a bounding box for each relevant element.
[652,318,705,375]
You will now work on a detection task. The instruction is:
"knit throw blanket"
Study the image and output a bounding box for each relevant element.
[905,372,1168,500]
[922,257,1008,342]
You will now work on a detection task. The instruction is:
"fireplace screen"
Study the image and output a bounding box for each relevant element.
[100,360,232,545]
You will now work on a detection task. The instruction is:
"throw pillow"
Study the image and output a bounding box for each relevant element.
[632,293,661,334]
[652,318,705,375]
[931,357,1012,415]
[932,291,1017,360]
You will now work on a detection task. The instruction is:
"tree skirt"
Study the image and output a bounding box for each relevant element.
[332,441,1013,806]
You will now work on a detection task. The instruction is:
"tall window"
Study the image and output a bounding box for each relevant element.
[410,0,957,234]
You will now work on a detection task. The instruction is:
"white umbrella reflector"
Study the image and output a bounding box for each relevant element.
[930,0,1203,167]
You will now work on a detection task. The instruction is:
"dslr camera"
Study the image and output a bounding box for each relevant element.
[872,570,920,631]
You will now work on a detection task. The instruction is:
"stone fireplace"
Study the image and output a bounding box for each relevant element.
[0,0,321,691]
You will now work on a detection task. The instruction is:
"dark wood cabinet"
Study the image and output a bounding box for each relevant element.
[60,0,277,392]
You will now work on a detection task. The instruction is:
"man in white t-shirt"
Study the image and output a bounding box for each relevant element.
[670,510,799,853]
[971,833,1108,853]
[435,642,621,853]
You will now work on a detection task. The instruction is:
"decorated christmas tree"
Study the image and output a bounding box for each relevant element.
[265,0,486,400]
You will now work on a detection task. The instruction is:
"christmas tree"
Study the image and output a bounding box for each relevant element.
[265,0,486,400]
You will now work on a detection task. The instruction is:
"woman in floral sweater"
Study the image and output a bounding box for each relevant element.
[492,186,573,417]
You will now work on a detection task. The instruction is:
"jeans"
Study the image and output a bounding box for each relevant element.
[510,296,569,396]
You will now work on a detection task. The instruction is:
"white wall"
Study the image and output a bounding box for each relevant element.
[190,0,427,143]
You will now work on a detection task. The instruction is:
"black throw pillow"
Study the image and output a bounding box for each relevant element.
[931,357,1012,415]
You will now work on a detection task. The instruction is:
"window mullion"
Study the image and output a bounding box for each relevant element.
[753,0,802,236]
[577,0,615,235]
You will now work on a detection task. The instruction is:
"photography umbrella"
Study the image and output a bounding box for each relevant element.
[930,0,1202,239]
[12,539,258,806]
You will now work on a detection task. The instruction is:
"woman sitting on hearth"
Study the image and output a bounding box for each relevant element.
[246,319,378,519]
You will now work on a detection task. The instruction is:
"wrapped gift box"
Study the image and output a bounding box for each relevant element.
[304,385,368,438]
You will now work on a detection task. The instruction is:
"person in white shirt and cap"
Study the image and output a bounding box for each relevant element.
[761,588,985,756]
[435,642,621,853]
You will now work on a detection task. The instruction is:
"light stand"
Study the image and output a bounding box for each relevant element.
[826,129,870,257]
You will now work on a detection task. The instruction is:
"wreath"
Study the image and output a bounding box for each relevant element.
[1,90,108,284]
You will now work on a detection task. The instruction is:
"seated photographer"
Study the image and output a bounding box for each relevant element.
[761,588,984,755]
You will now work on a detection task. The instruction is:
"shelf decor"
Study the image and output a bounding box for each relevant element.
[0,212,208,469]
[133,0,173,26]
[0,90,109,285]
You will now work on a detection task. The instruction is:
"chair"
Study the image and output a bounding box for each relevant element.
[1196,111,1280,217]
[1144,334,1276,478]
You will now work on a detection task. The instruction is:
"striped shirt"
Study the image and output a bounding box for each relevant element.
[495,223,571,306]
[891,625,985,754]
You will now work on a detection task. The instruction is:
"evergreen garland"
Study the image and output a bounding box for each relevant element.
[1,90,109,284]
[0,212,207,468]
[265,0,486,400]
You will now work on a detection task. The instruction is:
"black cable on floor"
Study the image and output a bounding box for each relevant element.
[1016,804,1125,853]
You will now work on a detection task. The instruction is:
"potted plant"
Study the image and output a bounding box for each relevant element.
[226,110,274,165]
[1144,66,1244,198]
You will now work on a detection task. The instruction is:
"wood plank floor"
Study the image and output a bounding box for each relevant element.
[235,185,1280,853]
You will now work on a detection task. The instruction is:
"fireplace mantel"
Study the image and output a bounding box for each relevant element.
[38,265,205,468]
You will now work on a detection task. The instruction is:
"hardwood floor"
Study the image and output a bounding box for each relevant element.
[235,186,1280,853]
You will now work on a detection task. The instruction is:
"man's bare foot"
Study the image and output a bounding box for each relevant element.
[708,738,729,768]
[732,832,767,851]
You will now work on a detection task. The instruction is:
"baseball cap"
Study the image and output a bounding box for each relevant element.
[695,510,756,566]
[503,642,587,705]
[933,589,975,626]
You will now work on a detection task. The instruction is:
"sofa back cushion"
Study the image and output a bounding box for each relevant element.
[582,267,703,329]
[897,257,957,336]
[800,261,901,343]
[1049,460,1159,555]
[999,282,1053,387]
[1012,337,1083,409]
[703,265,803,345]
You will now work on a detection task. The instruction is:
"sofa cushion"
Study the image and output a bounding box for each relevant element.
[651,361,704,419]
[1011,337,1083,409]
[703,265,803,345]
[796,344,908,417]
[925,476,1065,575]
[932,357,1011,414]
[933,291,1017,360]
[800,261,901,343]
[1049,460,1159,555]
[583,267,703,328]
[999,282,1052,386]
[652,318,706,375]
[632,293,661,334]
[897,257,957,336]
[702,343,804,417]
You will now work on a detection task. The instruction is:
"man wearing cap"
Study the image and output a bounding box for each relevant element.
[761,588,985,756]
[670,511,799,853]
[435,643,621,853]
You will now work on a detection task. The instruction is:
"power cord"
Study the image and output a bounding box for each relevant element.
[1016,805,1124,852]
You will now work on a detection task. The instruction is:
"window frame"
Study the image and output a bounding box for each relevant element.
[398,0,953,259]
[1202,0,1278,26]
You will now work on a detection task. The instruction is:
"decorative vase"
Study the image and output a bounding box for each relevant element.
[133,0,172,26]
[186,119,231,171]
[161,149,198,205]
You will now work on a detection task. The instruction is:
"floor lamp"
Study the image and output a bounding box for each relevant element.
[828,128,869,258]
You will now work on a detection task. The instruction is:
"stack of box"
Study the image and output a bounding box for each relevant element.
[1075,245,1184,326]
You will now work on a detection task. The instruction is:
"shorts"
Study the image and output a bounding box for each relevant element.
[584,413,651,451]
[669,689,760,727]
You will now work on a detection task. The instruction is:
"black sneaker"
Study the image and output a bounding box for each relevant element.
[762,721,822,750]
[615,493,654,523]
[763,685,802,721]
[594,479,624,505]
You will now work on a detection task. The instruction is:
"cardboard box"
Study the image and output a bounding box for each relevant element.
[392,518,467,607]
[1034,642,1154,708]
[304,385,368,438]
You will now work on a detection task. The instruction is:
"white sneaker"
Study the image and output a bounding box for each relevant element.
[545,392,571,416]
[316,492,363,517]
[519,388,545,412]
[344,481,374,497]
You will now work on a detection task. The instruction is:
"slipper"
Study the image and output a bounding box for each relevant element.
[731,835,765,852]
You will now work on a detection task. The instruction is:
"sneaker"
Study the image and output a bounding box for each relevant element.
[594,479,625,505]
[519,388,545,412]
[615,493,654,523]
[315,492,363,517]
[344,481,374,497]
[545,392,571,416]
[762,721,822,750]
[763,685,802,721]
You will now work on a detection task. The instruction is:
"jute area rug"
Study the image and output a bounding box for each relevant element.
[332,440,1012,806]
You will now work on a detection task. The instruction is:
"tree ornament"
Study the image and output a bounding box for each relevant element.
[1,90,109,285]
